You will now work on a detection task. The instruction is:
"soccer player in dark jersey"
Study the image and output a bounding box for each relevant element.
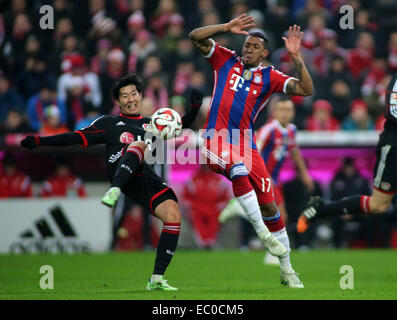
[297,73,397,233]
[21,74,204,291]
[189,13,313,288]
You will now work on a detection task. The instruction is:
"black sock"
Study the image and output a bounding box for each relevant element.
[153,223,181,276]
[319,195,368,217]
[112,146,144,189]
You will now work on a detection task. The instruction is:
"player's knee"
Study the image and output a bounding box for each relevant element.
[128,140,147,152]
[158,200,181,223]
[369,197,391,214]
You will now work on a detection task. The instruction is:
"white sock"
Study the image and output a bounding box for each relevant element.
[236,190,269,235]
[271,228,293,272]
[151,274,163,282]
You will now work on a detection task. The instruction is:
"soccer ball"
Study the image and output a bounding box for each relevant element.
[150,108,182,140]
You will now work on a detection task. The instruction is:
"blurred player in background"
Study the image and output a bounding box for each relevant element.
[40,159,87,198]
[21,74,204,291]
[219,96,314,265]
[190,13,313,287]
[183,165,231,249]
[298,73,397,232]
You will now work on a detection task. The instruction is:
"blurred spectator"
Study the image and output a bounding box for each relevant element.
[142,54,162,79]
[342,99,375,131]
[361,58,387,100]
[87,0,120,44]
[122,10,146,50]
[0,109,33,134]
[150,0,179,38]
[27,82,67,132]
[128,29,157,73]
[54,17,74,43]
[0,153,33,198]
[99,48,126,113]
[338,9,379,48]
[41,160,87,197]
[90,39,112,75]
[327,78,353,121]
[305,99,341,131]
[16,54,57,102]
[144,73,169,109]
[0,73,24,123]
[56,35,82,74]
[329,157,371,248]
[74,107,101,131]
[183,165,230,248]
[183,70,210,97]
[57,53,102,108]
[173,61,194,95]
[263,1,290,49]
[316,55,358,99]
[65,76,95,130]
[347,32,375,80]
[39,105,69,136]
[296,0,330,29]
[312,29,347,76]
[9,13,32,74]
[158,13,185,54]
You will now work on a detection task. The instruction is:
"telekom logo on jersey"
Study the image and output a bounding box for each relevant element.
[229,73,245,92]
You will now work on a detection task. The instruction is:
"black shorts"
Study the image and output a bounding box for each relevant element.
[373,141,397,194]
[121,164,178,215]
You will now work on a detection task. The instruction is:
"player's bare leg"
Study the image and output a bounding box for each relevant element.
[102,141,147,207]
[229,162,286,257]
[297,188,394,234]
[146,199,181,291]
[261,201,303,288]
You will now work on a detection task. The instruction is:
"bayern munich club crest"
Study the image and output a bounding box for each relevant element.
[119,132,135,144]
[254,74,262,84]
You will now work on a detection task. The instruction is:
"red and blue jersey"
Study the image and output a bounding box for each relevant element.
[203,40,296,150]
[257,119,297,183]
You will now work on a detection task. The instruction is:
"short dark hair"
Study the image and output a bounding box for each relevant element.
[111,74,143,101]
[248,31,269,48]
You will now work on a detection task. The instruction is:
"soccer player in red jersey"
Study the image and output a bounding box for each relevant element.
[190,14,313,287]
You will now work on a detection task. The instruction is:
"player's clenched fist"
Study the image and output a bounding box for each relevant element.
[21,135,40,149]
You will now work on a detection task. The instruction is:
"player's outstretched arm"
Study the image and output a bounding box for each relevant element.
[21,132,84,149]
[189,13,255,56]
[181,88,203,129]
[283,25,314,97]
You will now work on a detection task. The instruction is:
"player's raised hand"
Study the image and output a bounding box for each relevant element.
[190,88,203,108]
[226,13,255,35]
[282,25,303,57]
[21,135,39,149]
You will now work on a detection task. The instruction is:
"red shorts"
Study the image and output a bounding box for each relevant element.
[201,139,275,205]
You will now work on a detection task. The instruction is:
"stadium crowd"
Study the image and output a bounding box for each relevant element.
[1,0,397,249]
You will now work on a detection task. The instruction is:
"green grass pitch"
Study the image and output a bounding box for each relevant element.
[1,250,396,300]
